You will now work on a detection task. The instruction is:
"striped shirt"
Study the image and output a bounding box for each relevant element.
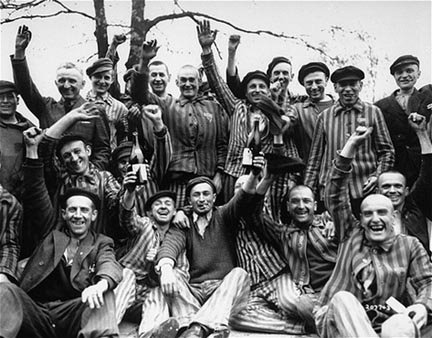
[130,73,229,178]
[0,185,22,282]
[86,91,129,150]
[202,52,299,178]
[304,99,394,199]
[317,154,432,312]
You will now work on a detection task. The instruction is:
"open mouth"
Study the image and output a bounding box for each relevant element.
[369,224,385,233]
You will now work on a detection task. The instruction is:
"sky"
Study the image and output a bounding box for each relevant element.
[1,0,431,124]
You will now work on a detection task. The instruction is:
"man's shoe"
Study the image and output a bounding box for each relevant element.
[177,323,207,338]
[149,318,180,338]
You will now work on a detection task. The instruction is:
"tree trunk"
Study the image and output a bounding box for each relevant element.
[93,0,108,58]
[126,0,148,69]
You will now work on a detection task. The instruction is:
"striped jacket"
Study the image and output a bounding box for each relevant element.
[317,154,432,312]
[304,99,394,199]
[0,185,22,282]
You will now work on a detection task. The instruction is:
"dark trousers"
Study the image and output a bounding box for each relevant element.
[0,282,119,338]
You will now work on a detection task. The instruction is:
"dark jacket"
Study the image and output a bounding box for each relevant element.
[375,89,432,186]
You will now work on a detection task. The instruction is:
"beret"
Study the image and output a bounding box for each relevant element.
[240,70,270,96]
[60,187,101,211]
[86,57,113,77]
[56,134,89,160]
[330,66,365,83]
[266,56,291,78]
[185,176,216,198]
[0,80,18,95]
[298,62,330,85]
[390,55,420,75]
[111,142,132,162]
[265,153,305,174]
[144,190,177,212]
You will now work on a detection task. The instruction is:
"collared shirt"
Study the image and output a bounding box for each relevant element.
[317,154,432,312]
[86,91,129,150]
[304,99,395,199]
[193,210,213,237]
[201,52,299,178]
[0,185,22,282]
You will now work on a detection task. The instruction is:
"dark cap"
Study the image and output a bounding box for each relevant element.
[86,58,113,77]
[56,134,89,160]
[266,56,291,78]
[240,70,270,96]
[330,66,365,84]
[144,190,177,212]
[111,142,132,163]
[390,55,420,75]
[298,62,330,85]
[185,176,216,198]
[60,187,101,211]
[265,153,305,174]
[0,80,18,95]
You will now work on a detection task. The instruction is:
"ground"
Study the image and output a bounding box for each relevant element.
[119,322,318,338]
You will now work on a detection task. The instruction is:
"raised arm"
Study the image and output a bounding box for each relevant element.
[105,34,127,100]
[226,34,244,99]
[372,106,395,175]
[198,20,239,116]
[325,126,373,241]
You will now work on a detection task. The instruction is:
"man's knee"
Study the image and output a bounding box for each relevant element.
[381,314,419,338]
[0,282,24,337]
[329,291,360,310]
[228,267,249,283]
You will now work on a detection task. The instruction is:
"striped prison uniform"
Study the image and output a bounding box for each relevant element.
[116,204,190,336]
[201,50,300,220]
[0,185,22,282]
[133,126,172,217]
[315,153,432,337]
[304,98,395,201]
[130,70,229,208]
[86,90,129,150]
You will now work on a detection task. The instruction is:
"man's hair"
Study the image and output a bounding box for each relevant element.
[56,62,84,77]
[55,134,90,161]
[149,60,170,75]
[377,170,407,186]
[177,65,201,80]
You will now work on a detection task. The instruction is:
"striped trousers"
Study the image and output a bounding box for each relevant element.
[315,291,421,338]
[165,180,188,208]
[171,267,250,330]
[229,272,309,334]
[113,268,136,324]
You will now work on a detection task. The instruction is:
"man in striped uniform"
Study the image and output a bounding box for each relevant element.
[304,66,394,216]
[315,124,432,337]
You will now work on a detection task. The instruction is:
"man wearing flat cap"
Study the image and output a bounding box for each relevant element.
[196,20,300,221]
[293,62,334,164]
[0,127,123,338]
[305,65,394,216]
[375,55,432,187]
[11,25,111,170]
[86,57,129,150]
[0,80,33,200]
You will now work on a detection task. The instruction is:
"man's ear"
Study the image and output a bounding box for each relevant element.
[91,209,98,222]
[85,144,92,157]
[358,81,363,92]
[314,201,317,212]
[61,208,67,221]
[175,78,180,88]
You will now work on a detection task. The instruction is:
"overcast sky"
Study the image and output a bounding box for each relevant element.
[1,0,431,124]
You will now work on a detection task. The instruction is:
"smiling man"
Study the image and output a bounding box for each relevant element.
[11,25,111,170]
[305,66,395,216]
[315,125,432,338]
[375,55,432,187]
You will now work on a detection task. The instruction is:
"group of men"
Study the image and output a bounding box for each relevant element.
[1,19,432,338]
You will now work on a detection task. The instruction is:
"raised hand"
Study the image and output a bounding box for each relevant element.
[15,25,32,58]
[23,127,43,148]
[197,20,217,51]
[408,112,427,131]
[112,33,127,45]
[141,39,159,61]
[228,34,240,52]
[142,104,164,131]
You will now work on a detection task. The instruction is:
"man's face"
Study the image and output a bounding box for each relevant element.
[288,186,316,225]
[60,140,91,175]
[393,64,421,91]
[270,62,293,89]
[190,183,216,216]
[62,195,97,239]
[303,71,328,102]
[0,91,18,117]
[148,196,176,225]
[90,70,113,95]
[149,64,170,96]
[117,156,129,179]
[55,67,85,101]
[378,172,409,209]
[245,79,270,104]
[334,80,362,106]
[176,67,200,99]
[360,195,395,244]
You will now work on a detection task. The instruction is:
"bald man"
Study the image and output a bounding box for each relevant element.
[315,125,432,337]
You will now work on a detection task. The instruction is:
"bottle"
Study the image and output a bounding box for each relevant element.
[242,119,261,168]
[129,131,148,184]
